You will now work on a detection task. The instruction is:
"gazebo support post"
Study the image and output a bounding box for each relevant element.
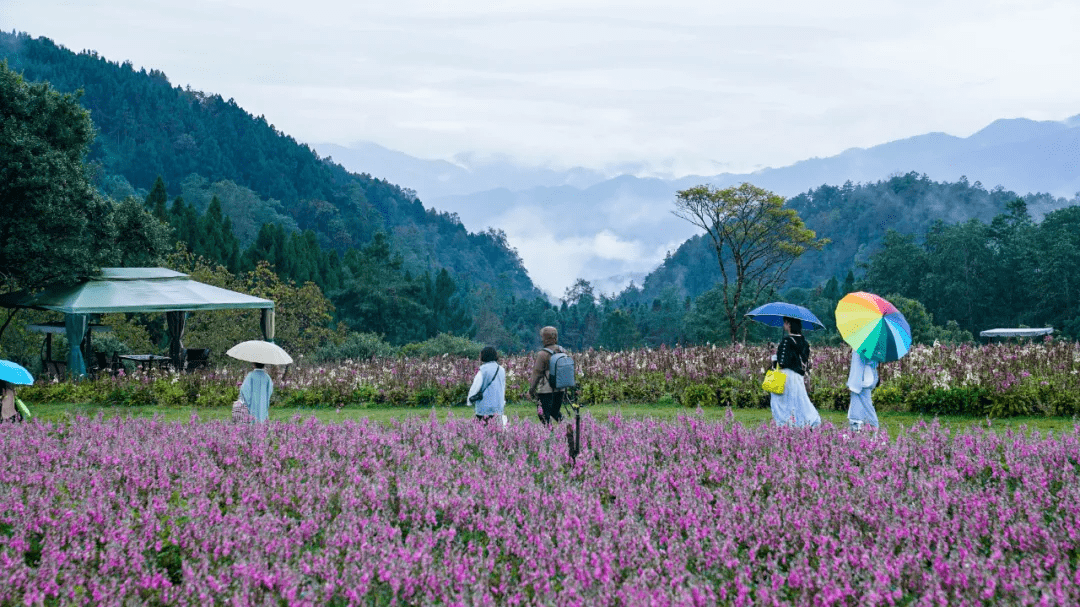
[0,308,17,343]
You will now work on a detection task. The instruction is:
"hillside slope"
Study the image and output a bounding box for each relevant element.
[0,31,541,299]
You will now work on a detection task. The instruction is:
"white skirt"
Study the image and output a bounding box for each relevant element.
[770,368,821,428]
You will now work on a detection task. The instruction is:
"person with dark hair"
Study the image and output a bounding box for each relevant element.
[529,326,565,425]
[769,316,821,427]
[239,362,273,422]
[0,380,30,423]
[467,346,506,425]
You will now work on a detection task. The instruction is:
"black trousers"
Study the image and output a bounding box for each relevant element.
[537,391,563,424]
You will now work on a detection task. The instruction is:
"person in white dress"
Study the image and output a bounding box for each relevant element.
[846,349,879,431]
[769,317,822,428]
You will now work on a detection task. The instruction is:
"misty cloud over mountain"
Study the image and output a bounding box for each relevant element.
[317,115,1080,297]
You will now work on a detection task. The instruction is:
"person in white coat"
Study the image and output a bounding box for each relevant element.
[467,346,506,425]
[846,349,879,431]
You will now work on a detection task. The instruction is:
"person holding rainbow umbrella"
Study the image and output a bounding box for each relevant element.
[835,292,912,431]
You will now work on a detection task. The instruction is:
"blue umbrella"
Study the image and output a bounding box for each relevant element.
[0,360,34,385]
[745,302,826,331]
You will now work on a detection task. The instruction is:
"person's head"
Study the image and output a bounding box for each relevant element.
[0,380,10,392]
[541,326,559,346]
[254,362,265,369]
[480,346,498,363]
[783,317,802,335]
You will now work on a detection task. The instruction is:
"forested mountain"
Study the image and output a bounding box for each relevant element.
[0,31,539,301]
[327,114,1080,295]
[859,200,1080,338]
[626,173,1077,304]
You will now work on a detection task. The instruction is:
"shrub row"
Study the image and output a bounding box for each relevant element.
[19,370,1080,419]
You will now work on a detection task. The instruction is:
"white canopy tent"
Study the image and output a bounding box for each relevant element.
[979,327,1054,339]
[0,268,274,376]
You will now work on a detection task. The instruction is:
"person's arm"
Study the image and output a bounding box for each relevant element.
[239,373,252,405]
[846,349,864,392]
[467,369,484,401]
[496,365,506,407]
[529,351,549,397]
[774,339,788,369]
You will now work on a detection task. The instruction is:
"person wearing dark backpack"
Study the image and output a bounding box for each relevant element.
[529,326,566,425]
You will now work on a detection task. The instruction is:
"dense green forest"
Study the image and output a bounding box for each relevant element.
[0,30,571,353]
[860,199,1080,338]
[601,187,1080,344]
[0,31,539,302]
[630,173,1077,303]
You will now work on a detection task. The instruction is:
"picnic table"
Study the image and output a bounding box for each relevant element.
[118,354,172,373]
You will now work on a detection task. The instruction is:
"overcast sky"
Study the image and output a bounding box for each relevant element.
[6,0,1080,176]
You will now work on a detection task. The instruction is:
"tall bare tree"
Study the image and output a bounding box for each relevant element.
[674,183,828,343]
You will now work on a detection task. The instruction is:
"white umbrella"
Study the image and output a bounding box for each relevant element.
[225,340,293,365]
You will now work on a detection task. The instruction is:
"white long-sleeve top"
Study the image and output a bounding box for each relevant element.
[467,362,506,416]
[846,350,879,393]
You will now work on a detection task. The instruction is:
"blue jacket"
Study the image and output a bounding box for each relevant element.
[240,369,273,422]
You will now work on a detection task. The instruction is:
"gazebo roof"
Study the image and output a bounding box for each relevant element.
[0,268,273,314]
[979,327,1054,338]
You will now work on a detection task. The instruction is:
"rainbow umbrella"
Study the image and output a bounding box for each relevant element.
[835,292,912,362]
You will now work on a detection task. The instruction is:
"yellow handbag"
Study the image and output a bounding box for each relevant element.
[762,365,786,394]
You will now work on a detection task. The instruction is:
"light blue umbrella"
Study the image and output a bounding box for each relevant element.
[0,360,34,385]
[745,302,826,331]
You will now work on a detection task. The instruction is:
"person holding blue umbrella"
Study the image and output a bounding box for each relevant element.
[0,360,34,423]
[745,304,824,428]
[769,316,822,428]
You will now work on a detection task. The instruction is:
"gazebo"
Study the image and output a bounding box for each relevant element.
[0,268,274,376]
[979,327,1054,342]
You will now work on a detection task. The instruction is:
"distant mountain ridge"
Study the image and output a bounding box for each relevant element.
[319,114,1080,296]
[322,115,1080,204]
[314,142,609,200]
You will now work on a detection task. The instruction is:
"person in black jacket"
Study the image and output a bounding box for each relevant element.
[768,317,822,427]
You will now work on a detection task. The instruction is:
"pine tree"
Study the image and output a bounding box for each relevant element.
[842,270,856,295]
[145,176,168,220]
[823,276,840,300]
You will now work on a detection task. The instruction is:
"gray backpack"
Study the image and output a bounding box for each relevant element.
[543,348,575,390]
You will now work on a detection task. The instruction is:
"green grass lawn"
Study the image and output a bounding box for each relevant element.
[21,401,1079,435]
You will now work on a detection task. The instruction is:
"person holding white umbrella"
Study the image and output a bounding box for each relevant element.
[226,340,293,423]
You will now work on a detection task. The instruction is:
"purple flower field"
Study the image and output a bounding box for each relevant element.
[2,413,1079,605]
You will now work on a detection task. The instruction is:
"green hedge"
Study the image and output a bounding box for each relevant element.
[15,373,1080,419]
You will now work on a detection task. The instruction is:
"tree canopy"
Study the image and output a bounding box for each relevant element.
[0,60,113,292]
[0,60,171,296]
[673,183,828,343]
